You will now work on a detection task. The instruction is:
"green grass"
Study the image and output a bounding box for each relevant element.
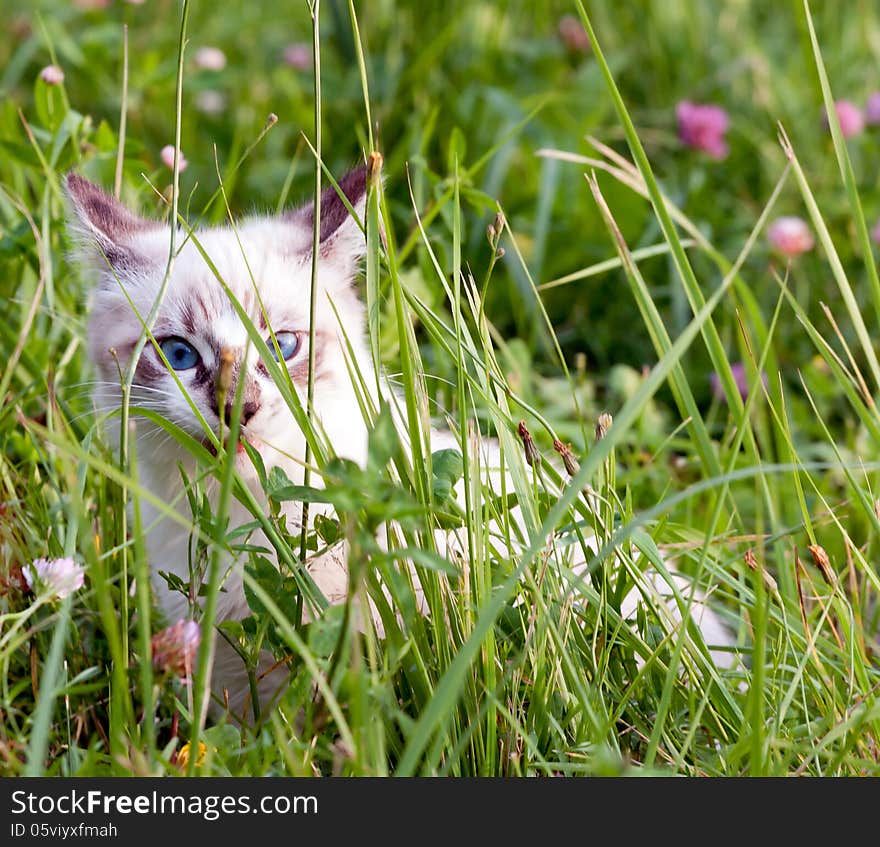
[3,0,880,775]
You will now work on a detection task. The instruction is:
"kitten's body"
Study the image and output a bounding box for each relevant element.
[88,217,369,624]
[67,168,734,722]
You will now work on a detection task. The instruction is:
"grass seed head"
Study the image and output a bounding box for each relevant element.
[218,347,235,398]
[595,412,612,441]
[745,549,777,593]
[553,438,580,477]
[808,544,837,588]
[517,421,540,467]
[368,150,383,187]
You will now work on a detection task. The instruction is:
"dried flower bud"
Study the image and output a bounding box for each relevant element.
[808,544,837,588]
[595,412,612,441]
[23,557,86,600]
[265,112,278,130]
[495,247,506,259]
[488,212,505,246]
[368,150,383,188]
[151,619,201,678]
[553,438,580,477]
[744,549,777,593]
[517,421,540,467]
[218,348,235,399]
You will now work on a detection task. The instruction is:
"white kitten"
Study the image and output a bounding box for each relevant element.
[67,169,377,717]
[67,168,734,723]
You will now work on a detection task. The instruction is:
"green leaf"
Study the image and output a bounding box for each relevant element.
[243,556,281,615]
[446,126,467,173]
[94,119,118,153]
[244,556,302,624]
[157,570,189,596]
[266,465,330,504]
[381,546,458,576]
[306,603,347,658]
[217,619,245,644]
[430,448,463,502]
[367,402,398,470]
[314,514,342,545]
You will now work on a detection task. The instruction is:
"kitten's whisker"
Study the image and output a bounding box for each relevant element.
[71,381,187,399]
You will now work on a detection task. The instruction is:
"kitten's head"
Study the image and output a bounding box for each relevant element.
[66,167,373,484]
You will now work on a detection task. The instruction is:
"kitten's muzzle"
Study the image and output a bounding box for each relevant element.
[211,346,262,427]
[216,399,259,427]
[201,424,261,457]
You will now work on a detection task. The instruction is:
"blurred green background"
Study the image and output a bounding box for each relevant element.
[3,0,880,421]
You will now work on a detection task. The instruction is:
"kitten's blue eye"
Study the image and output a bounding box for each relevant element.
[159,337,200,370]
[268,331,301,362]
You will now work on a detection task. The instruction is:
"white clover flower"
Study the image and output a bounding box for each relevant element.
[194,46,227,71]
[195,90,227,116]
[160,145,188,172]
[39,65,64,85]
[24,558,85,600]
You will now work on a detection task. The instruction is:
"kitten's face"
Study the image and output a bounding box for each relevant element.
[67,169,372,482]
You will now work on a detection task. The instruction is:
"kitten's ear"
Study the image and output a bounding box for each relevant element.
[289,165,369,271]
[64,173,160,275]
